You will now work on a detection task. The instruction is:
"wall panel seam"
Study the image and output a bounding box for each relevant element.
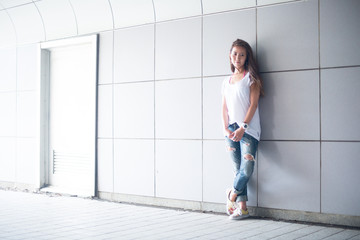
[202,7,257,17]
[256,0,259,208]
[0,2,33,10]
[67,0,79,36]
[152,0,157,198]
[107,0,115,30]
[2,6,18,45]
[318,0,322,214]
[259,66,360,74]
[201,10,204,203]
[111,29,115,194]
[33,2,46,41]
[14,38,18,184]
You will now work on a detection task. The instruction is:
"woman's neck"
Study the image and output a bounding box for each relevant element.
[234,68,246,76]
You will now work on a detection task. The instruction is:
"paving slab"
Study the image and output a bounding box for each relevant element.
[0,190,359,240]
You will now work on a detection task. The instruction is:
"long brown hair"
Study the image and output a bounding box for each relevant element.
[230,39,264,95]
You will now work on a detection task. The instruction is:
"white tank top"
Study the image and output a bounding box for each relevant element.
[222,72,261,140]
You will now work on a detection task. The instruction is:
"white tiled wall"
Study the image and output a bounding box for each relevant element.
[0,92,16,137]
[98,31,113,85]
[258,141,321,212]
[0,137,16,182]
[114,139,154,197]
[69,0,113,35]
[16,138,37,184]
[0,12,16,47]
[321,67,360,141]
[109,0,155,28]
[0,47,16,162]
[203,140,233,204]
[35,0,77,40]
[97,139,113,192]
[203,77,224,140]
[113,25,154,83]
[16,91,37,138]
[17,44,40,91]
[321,142,360,216]
[202,0,256,14]
[0,0,32,8]
[257,0,297,6]
[260,70,320,140]
[153,0,202,22]
[0,48,16,91]
[97,85,113,138]
[155,18,201,80]
[155,140,202,201]
[203,9,256,76]
[114,82,154,139]
[320,0,360,67]
[7,4,45,44]
[257,0,319,72]
[155,78,201,139]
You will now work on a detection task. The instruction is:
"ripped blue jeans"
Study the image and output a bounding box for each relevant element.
[225,122,259,202]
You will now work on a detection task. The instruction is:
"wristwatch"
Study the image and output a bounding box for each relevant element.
[240,122,249,130]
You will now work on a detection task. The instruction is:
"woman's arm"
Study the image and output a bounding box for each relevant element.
[243,83,260,124]
[232,84,260,141]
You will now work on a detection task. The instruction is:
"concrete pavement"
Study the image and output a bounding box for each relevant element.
[0,189,359,240]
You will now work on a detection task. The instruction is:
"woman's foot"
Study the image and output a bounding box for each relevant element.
[229,190,237,202]
[226,189,237,215]
[229,208,249,220]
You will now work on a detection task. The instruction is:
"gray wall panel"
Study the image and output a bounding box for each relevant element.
[260,70,320,140]
[258,141,320,212]
[322,142,360,216]
[0,48,16,92]
[155,140,202,201]
[155,78,202,139]
[203,9,256,77]
[155,18,201,80]
[321,67,360,141]
[97,139,113,192]
[320,0,360,67]
[97,85,113,138]
[257,0,319,72]
[203,76,224,140]
[114,82,154,139]
[113,25,154,83]
[98,31,113,85]
[0,138,16,182]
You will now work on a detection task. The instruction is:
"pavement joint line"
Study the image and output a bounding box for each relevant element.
[1,189,360,240]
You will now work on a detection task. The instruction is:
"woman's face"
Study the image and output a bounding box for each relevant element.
[230,46,247,71]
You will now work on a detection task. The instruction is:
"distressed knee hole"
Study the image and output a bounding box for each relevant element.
[244,154,255,161]
[226,146,236,152]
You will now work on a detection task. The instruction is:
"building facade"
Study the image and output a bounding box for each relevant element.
[0,0,359,227]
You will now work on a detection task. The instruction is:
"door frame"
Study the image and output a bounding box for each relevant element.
[38,35,98,197]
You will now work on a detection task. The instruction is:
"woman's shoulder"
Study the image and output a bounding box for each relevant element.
[244,72,253,85]
[224,75,232,80]
[222,75,232,84]
[221,75,232,94]
[222,75,231,85]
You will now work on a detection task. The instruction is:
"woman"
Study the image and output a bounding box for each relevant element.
[222,39,263,220]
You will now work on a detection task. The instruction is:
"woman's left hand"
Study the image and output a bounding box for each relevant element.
[231,128,245,142]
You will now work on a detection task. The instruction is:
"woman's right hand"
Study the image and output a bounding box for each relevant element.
[224,129,234,138]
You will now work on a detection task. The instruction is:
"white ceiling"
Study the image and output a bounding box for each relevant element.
[0,0,295,46]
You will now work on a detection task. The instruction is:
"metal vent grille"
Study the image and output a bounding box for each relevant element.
[52,150,91,175]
